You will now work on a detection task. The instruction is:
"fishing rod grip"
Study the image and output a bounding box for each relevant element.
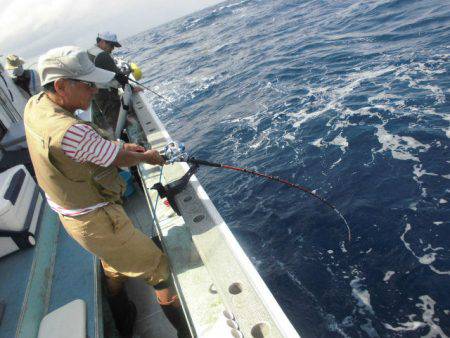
[188,157,222,168]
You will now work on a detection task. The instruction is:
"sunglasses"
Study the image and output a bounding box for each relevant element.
[69,79,97,88]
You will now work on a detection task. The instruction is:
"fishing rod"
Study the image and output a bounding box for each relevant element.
[126,74,352,241]
[161,142,352,242]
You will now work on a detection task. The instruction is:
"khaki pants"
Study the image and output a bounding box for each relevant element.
[59,203,169,286]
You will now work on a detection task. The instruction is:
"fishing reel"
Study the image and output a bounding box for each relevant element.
[162,141,189,164]
[153,141,196,215]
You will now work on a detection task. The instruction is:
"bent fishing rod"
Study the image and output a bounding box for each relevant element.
[126,78,352,241]
[162,142,352,242]
[126,74,352,240]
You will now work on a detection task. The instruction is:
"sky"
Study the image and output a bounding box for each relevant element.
[0,0,224,63]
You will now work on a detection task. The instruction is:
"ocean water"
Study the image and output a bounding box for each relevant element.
[118,1,450,336]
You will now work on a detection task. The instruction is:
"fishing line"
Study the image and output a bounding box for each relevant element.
[186,157,352,242]
[128,77,182,110]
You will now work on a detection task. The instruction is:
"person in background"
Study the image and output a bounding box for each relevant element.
[5,54,41,97]
[24,46,190,338]
[87,31,137,133]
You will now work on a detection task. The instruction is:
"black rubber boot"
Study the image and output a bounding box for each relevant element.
[106,288,137,338]
[160,303,191,338]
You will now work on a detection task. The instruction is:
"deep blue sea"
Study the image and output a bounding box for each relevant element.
[118,1,450,336]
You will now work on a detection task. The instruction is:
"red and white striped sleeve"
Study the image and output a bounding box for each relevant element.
[61,124,120,167]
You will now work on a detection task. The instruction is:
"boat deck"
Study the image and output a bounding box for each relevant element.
[0,201,98,338]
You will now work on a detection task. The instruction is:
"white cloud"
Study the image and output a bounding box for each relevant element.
[0,0,223,62]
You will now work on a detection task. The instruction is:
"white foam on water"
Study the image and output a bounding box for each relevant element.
[350,277,374,315]
[289,65,397,128]
[415,296,447,338]
[413,164,439,179]
[418,108,450,140]
[395,59,447,80]
[421,188,428,198]
[348,274,380,337]
[330,158,342,169]
[419,253,437,265]
[330,134,349,153]
[375,124,430,161]
[292,106,329,128]
[389,60,449,139]
[249,130,269,149]
[422,244,444,252]
[344,106,383,120]
[400,223,450,276]
[384,319,426,332]
[153,73,225,109]
[346,66,397,87]
[332,119,356,130]
[384,295,448,337]
[311,137,325,147]
[433,222,443,225]
[412,164,440,198]
[420,85,446,104]
[383,271,395,282]
[225,114,257,125]
[283,132,295,141]
[282,56,447,167]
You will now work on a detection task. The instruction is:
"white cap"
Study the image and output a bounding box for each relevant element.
[98,31,121,47]
[38,46,115,86]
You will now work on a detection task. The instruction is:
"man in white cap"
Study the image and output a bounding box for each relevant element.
[5,54,41,97]
[23,46,190,338]
[88,32,130,133]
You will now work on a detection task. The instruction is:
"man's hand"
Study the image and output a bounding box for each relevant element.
[123,143,145,153]
[112,143,165,167]
[143,149,165,166]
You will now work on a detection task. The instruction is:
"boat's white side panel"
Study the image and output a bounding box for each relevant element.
[131,92,300,338]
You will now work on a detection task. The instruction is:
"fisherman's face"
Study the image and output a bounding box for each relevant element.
[99,40,115,53]
[55,78,98,112]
